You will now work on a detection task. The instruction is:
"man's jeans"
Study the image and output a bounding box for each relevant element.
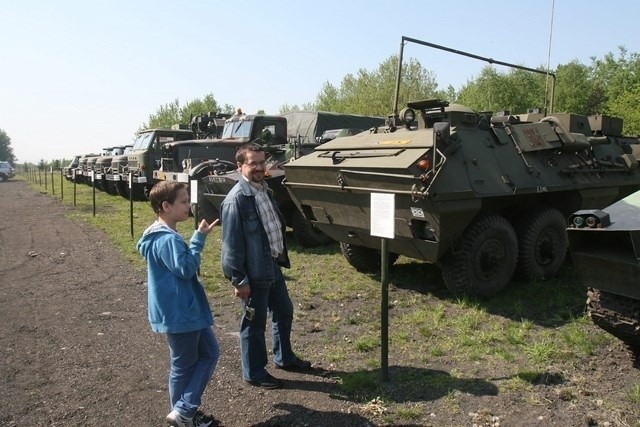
[241,262,295,381]
[166,327,219,417]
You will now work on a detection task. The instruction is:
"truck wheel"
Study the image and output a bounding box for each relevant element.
[116,182,129,199]
[515,206,567,281]
[0,174,6,182]
[291,210,333,247]
[143,185,153,200]
[587,288,640,348]
[440,214,517,297]
[130,184,147,201]
[340,242,399,273]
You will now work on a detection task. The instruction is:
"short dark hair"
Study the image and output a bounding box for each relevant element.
[236,142,264,164]
[149,181,187,214]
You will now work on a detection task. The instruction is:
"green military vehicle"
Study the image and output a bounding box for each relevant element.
[94,146,126,193]
[283,36,640,296]
[567,190,640,348]
[121,127,195,201]
[63,156,80,181]
[155,113,289,218]
[187,111,384,247]
[105,145,133,196]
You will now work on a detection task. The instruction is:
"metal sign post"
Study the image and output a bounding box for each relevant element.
[72,169,77,206]
[370,192,395,382]
[91,170,96,217]
[50,167,55,195]
[60,169,64,200]
[129,172,134,238]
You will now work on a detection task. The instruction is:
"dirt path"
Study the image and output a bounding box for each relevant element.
[0,180,367,427]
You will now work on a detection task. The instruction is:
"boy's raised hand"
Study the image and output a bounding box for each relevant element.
[198,218,220,235]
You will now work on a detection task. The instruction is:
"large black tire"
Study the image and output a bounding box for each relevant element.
[515,206,568,281]
[440,214,518,297]
[291,210,333,248]
[116,181,130,199]
[0,174,6,182]
[106,181,119,195]
[340,242,399,273]
[130,183,147,201]
[587,288,640,349]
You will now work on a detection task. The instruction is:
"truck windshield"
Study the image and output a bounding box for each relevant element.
[132,132,153,150]
[222,120,251,139]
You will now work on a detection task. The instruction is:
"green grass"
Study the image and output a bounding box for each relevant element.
[23,173,630,425]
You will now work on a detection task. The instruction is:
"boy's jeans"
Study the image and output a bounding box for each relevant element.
[166,327,219,417]
[241,262,295,381]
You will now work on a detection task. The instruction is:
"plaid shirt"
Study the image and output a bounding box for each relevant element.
[246,178,284,258]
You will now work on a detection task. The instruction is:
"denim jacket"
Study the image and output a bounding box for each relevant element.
[220,178,290,288]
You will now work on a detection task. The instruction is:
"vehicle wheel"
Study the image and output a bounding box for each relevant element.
[143,185,153,201]
[587,288,640,348]
[116,181,129,199]
[130,184,147,201]
[515,206,568,281]
[0,174,6,182]
[106,181,118,195]
[291,210,333,247]
[191,199,220,224]
[340,242,399,273]
[440,214,518,297]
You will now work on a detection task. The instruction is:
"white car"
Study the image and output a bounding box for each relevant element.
[0,161,15,181]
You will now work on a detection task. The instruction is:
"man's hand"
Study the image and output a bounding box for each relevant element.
[198,218,220,235]
[235,284,250,303]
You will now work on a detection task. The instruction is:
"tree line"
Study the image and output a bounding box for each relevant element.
[4,46,639,167]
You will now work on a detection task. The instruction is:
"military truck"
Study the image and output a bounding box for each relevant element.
[94,146,126,193]
[283,36,640,296]
[121,127,195,201]
[192,111,384,247]
[105,145,133,196]
[154,113,289,218]
[63,156,80,181]
[73,154,98,184]
[567,190,640,348]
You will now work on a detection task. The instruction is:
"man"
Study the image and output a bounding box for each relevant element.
[220,142,311,389]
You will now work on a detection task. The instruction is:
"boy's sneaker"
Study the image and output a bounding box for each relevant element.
[166,409,194,427]
[194,411,216,427]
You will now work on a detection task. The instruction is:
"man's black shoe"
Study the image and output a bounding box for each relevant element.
[275,357,312,371]
[244,373,283,389]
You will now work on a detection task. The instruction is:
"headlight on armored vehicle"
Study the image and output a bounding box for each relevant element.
[568,210,611,228]
[399,107,416,126]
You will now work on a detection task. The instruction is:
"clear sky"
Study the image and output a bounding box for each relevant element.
[2,0,639,163]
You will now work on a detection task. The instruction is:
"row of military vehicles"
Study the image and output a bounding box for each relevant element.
[62,36,640,347]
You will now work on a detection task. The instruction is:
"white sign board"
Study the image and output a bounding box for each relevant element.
[190,179,198,206]
[370,193,395,239]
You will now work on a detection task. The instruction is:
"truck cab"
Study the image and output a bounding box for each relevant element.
[122,127,195,200]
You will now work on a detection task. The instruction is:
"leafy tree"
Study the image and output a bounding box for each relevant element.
[142,93,233,131]
[310,55,440,116]
[553,61,603,114]
[0,129,16,164]
[457,66,552,114]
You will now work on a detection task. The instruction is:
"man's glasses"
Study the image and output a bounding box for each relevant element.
[243,160,266,168]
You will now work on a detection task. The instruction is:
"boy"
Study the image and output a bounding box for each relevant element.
[137,181,220,427]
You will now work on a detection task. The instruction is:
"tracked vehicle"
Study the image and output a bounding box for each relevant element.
[567,192,640,348]
[284,36,640,296]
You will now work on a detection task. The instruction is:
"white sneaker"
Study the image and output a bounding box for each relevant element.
[166,409,193,427]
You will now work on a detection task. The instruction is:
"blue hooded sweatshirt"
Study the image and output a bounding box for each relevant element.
[136,221,213,333]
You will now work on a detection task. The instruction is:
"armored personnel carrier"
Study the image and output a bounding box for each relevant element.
[284,37,640,296]
[567,192,640,348]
